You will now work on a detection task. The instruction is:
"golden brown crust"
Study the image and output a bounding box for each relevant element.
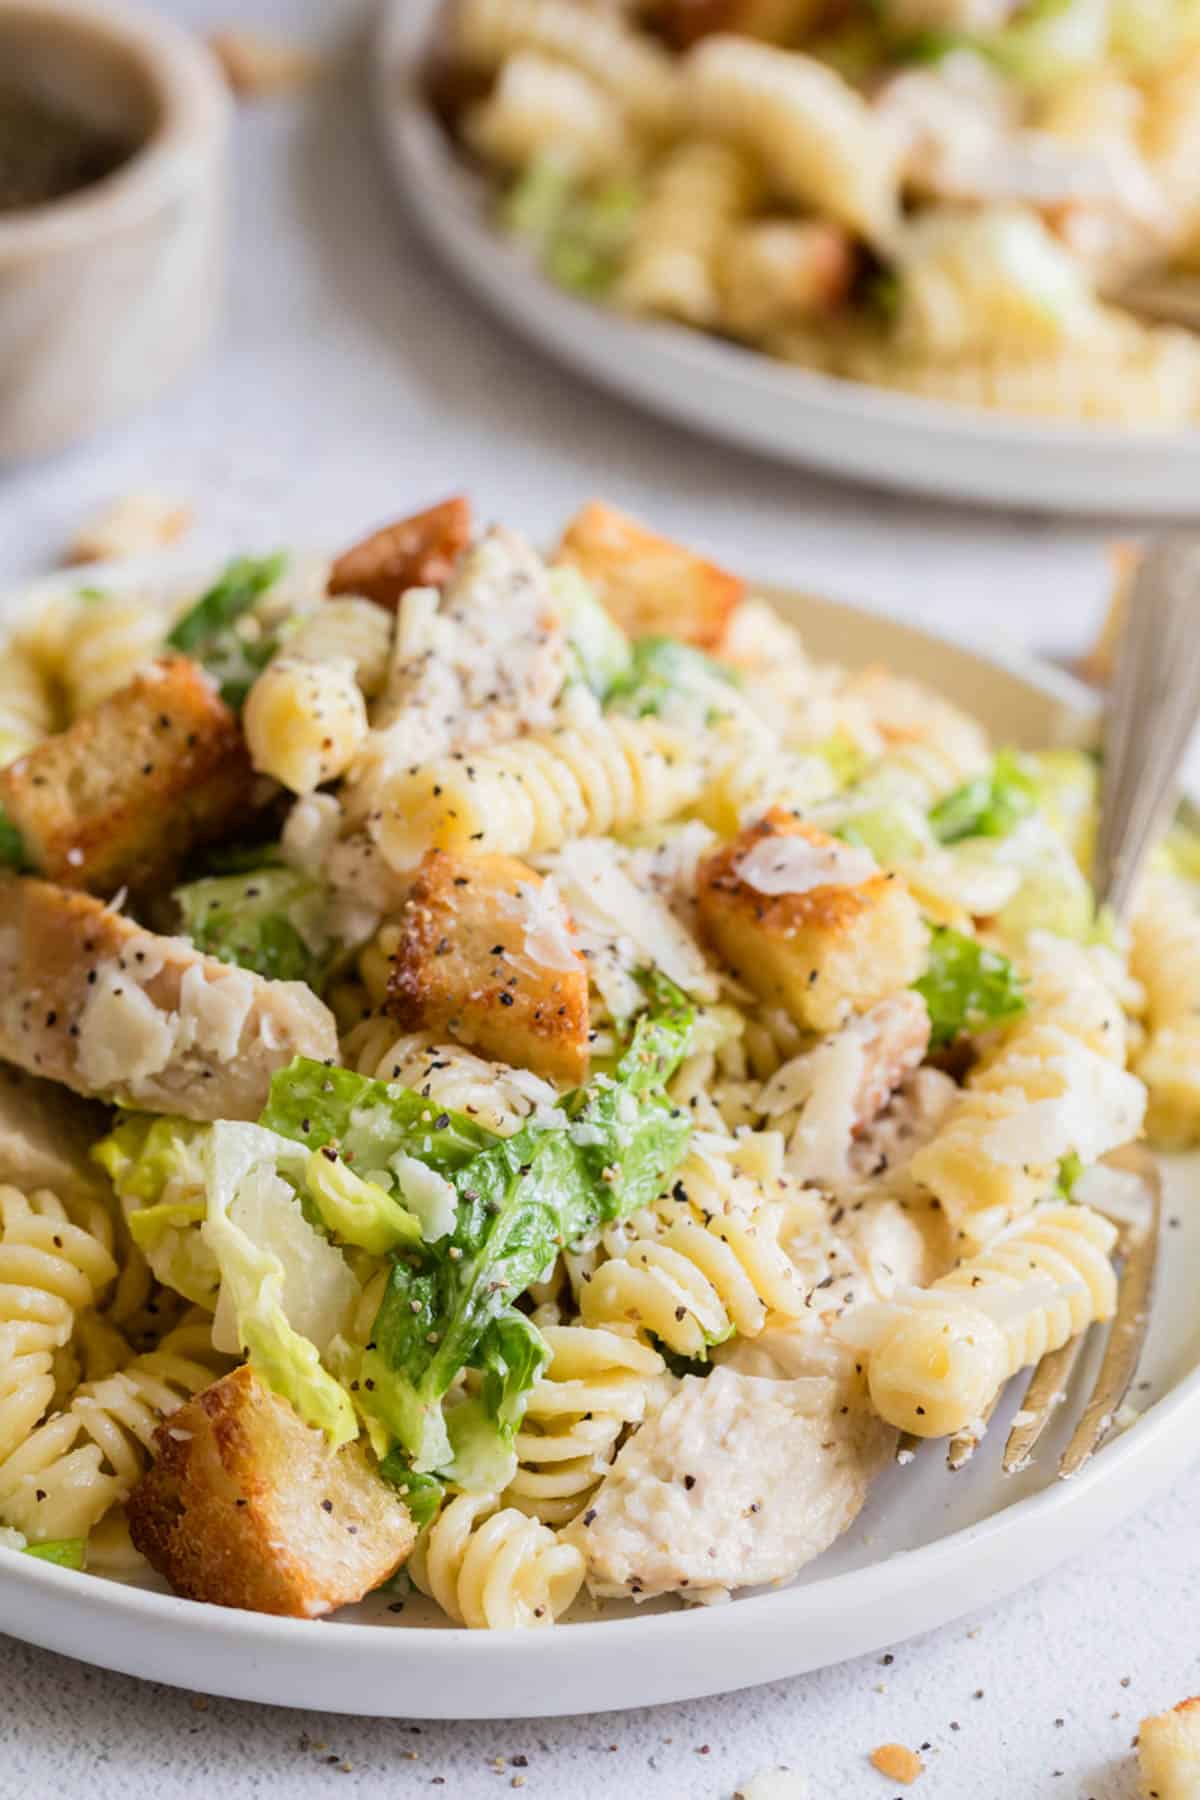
[696,809,927,1033]
[0,655,255,895]
[327,497,473,609]
[556,500,744,651]
[128,1366,415,1617]
[385,847,590,1085]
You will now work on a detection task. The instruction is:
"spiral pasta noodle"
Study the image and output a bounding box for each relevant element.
[847,1203,1118,1438]
[451,0,678,134]
[60,592,173,717]
[341,1018,560,1137]
[579,1171,806,1356]
[466,51,629,178]
[409,1491,585,1628]
[0,1186,118,1466]
[503,1324,666,1525]
[617,140,759,328]
[373,716,708,871]
[0,1314,228,1542]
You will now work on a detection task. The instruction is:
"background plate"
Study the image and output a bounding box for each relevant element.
[0,552,1197,1718]
[374,0,1200,519]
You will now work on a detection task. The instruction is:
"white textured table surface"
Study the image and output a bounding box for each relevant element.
[1,4,1198,1795]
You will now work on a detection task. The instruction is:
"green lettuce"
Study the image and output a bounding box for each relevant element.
[0,804,28,869]
[930,750,1037,845]
[303,1149,423,1255]
[93,1115,220,1308]
[22,1538,86,1569]
[550,566,632,701]
[166,552,288,708]
[607,637,741,730]
[356,976,693,1470]
[501,155,640,298]
[173,865,333,987]
[260,1058,495,1177]
[914,925,1027,1048]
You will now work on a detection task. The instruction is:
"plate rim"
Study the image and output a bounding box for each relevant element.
[0,545,1195,1715]
[373,0,1200,515]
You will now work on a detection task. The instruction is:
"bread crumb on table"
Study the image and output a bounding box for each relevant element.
[869,1742,924,1784]
[208,28,320,99]
[65,491,192,564]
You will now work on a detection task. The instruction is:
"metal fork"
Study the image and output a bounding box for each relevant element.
[900,538,1200,1479]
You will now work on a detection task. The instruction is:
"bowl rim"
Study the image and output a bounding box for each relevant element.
[0,0,230,260]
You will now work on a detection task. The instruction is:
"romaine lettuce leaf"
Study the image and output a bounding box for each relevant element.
[93,1115,220,1309]
[166,552,288,709]
[303,1148,423,1255]
[914,925,1027,1048]
[550,565,632,701]
[260,1058,495,1176]
[173,865,334,988]
[203,1122,358,1445]
[22,1538,86,1569]
[606,636,741,730]
[930,751,1037,845]
[376,1455,444,1530]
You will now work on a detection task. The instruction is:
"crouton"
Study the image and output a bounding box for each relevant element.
[385,848,590,1085]
[128,1366,414,1617]
[555,501,744,651]
[328,497,472,609]
[695,810,927,1033]
[0,656,256,895]
[0,877,337,1120]
[1138,1696,1200,1799]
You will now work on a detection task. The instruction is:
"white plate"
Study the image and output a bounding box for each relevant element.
[1,552,1197,1718]
[374,0,1200,518]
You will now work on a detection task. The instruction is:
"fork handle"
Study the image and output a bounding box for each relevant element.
[1093,536,1200,922]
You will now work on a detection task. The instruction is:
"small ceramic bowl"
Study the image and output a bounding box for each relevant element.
[0,0,231,462]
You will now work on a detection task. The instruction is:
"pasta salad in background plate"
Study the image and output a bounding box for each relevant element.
[0,495,1190,1627]
[423,0,1200,426]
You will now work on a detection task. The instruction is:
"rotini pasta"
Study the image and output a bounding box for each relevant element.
[409,1491,585,1627]
[1131,876,1200,1145]
[0,646,55,765]
[617,139,760,328]
[466,50,630,178]
[504,1324,666,1524]
[840,1203,1118,1437]
[244,654,369,794]
[373,716,708,871]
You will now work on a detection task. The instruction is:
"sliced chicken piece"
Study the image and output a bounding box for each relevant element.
[0,1062,110,1201]
[848,1064,960,1183]
[0,877,337,1121]
[344,526,568,820]
[573,1363,891,1601]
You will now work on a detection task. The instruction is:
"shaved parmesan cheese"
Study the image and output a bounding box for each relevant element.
[552,836,717,999]
[496,877,582,975]
[76,962,176,1089]
[281,792,342,876]
[736,835,876,897]
[210,1157,358,1356]
[982,1046,1145,1168]
[391,1151,459,1241]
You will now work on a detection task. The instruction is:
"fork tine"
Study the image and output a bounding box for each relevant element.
[946,1391,1001,1470]
[1002,1336,1086,1474]
[1058,1151,1162,1481]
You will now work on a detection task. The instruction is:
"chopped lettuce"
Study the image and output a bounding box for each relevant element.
[356,976,693,1470]
[203,1122,358,1445]
[550,565,632,701]
[173,865,333,987]
[376,1456,444,1529]
[166,552,288,709]
[304,1148,423,1255]
[1056,1149,1085,1199]
[838,803,930,865]
[502,155,640,298]
[260,1058,495,1177]
[930,751,1037,845]
[22,1538,86,1569]
[93,1115,220,1308]
[607,637,741,730]
[914,924,1027,1048]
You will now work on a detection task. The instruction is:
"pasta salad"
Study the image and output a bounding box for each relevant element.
[428,0,1200,426]
[0,495,1188,1625]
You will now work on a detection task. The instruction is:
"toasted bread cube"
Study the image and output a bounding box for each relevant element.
[0,877,337,1120]
[385,848,590,1085]
[696,810,927,1033]
[0,656,255,895]
[1139,1696,1200,1799]
[128,1366,414,1617]
[328,497,472,609]
[556,501,744,652]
